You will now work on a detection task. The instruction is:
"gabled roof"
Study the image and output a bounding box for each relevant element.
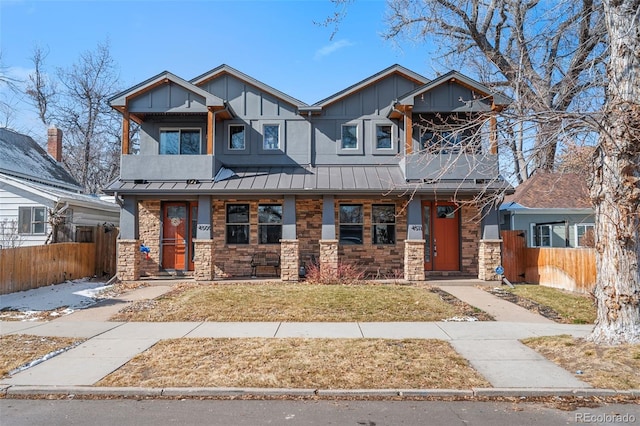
[190,64,307,108]
[109,71,225,108]
[502,172,592,210]
[0,128,81,191]
[396,70,512,107]
[306,64,430,109]
[0,174,120,212]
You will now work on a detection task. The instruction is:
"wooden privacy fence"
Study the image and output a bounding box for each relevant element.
[501,230,596,294]
[0,225,118,295]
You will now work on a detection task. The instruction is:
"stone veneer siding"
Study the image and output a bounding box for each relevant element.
[212,198,282,278]
[117,239,141,281]
[280,239,299,281]
[460,203,481,277]
[138,200,161,276]
[296,197,322,267]
[335,197,407,278]
[193,239,214,281]
[319,240,339,278]
[404,239,425,281]
[478,239,502,281]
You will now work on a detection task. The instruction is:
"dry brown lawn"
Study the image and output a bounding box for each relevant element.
[523,335,640,390]
[111,283,491,322]
[509,285,596,324]
[0,334,82,377]
[98,338,490,389]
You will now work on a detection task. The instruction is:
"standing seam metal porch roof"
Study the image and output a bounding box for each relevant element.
[106,165,510,195]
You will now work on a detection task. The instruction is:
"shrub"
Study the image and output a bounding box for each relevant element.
[304,261,366,285]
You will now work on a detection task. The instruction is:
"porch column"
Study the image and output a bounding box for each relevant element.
[117,196,140,281]
[280,195,299,281]
[478,204,502,281]
[194,195,214,280]
[404,198,425,281]
[320,195,338,278]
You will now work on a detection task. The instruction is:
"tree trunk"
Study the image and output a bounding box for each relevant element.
[588,0,640,345]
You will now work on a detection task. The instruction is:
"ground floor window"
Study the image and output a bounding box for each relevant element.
[532,224,552,247]
[339,204,363,244]
[372,204,395,244]
[258,204,282,244]
[576,224,595,247]
[226,204,250,244]
[18,206,46,235]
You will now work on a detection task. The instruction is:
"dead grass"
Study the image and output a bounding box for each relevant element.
[0,334,82,377]
[110,283,490,322]
[97,338,490,389]
[502,285,596,324]
[522,335,640,390]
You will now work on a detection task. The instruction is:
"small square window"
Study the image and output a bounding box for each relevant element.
[229,125,246,150]
[376,125,393,149]
[263,125,280,150]
[341,125,358,149]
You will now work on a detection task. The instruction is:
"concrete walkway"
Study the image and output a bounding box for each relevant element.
[0,280,599,393]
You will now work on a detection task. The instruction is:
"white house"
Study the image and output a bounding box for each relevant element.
[0,127,120,248]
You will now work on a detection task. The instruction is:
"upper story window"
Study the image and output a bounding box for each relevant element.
[160,129,201,155]
[376,125,393,150]
[263,124,280,150]
[18,206,46,235]
[226,204,250,244]
[420,130,467,154]
[258,204,282,244]
[229,125,246,150]
[341,125,358,149]
[372,204,396,245]
[339,204,363,245]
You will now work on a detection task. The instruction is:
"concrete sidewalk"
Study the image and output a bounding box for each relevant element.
[0,280,604,395]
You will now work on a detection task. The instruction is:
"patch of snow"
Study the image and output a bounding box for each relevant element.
[443,316,479,322]
[0,278,111,320]
[8,341,81,376]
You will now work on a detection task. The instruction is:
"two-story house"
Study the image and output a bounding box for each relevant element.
[105,64,511,281]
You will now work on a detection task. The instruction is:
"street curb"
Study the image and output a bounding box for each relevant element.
[2,386,639,399]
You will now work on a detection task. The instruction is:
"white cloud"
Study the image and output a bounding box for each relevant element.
[313,39,355,61]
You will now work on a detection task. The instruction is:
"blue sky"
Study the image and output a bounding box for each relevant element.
[1,0,441,137]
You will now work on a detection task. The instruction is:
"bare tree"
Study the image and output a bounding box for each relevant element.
[25,41,122,193]
[0,219,22,249]
[327,0,607,183]
[588,0,640,344]
[0,52,22,129]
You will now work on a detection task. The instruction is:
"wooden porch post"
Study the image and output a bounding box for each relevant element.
[122,109,130,155]
[207,107,214,155]
[405,106,413,155]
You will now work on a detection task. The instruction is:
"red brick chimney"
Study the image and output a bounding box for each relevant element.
[47,126,63,162]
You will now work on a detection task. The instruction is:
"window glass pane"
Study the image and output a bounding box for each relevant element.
[339,205,362,223]
[373,224,395,244]
[437,206,455,218]
[341,125,358,149]
[33,207,45,234]
[160,130,179,155]
[180,130,201,155]
[577,225,595,247]
[226,204,249,223]
[259,224,282,244]
[339,225,363,244]
[230,125,245,150]
[263,125,279,150]
[226,225,249,244]
[258,205,282,223]
[423,205,431,262]
[18,207,31,234]
[372,205,395,223]
[376,125,392,149]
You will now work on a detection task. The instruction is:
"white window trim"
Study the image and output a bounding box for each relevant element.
[159,128,202,155]
[530,223,552,247]
[574,223,595,247]
[18,206,47,235]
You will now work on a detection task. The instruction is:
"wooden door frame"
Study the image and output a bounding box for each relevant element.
[161,201,198,272]
[422,200,461,272]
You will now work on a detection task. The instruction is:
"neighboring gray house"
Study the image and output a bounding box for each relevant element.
[106,64,512,281]
[500,172,594,248]
[0,127,120,247]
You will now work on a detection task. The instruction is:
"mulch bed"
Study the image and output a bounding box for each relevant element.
[486,286,565,322]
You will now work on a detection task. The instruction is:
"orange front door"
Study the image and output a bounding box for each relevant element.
[162,203,188,271]
[423,201,460,271]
